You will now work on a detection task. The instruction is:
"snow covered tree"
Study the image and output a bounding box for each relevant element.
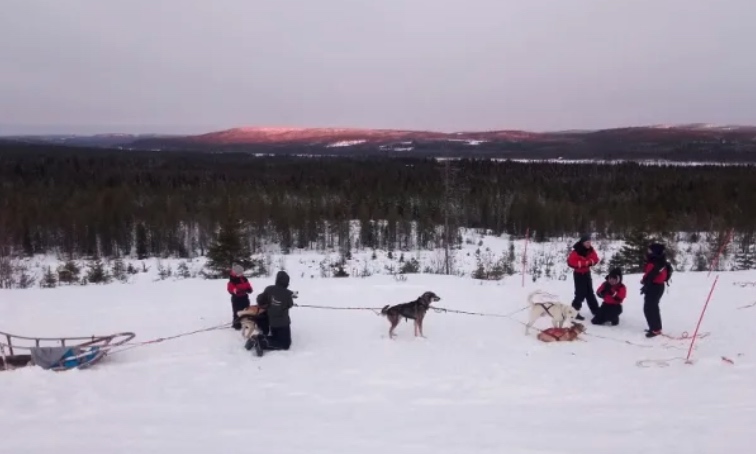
[86,258,111,284]
[608,230,650,274]
[57,260,81,285]
[705,230,732,272]
[40,266,58,288]
[734,231,756,271]
[110,257,128,282]
[204,215,253,279]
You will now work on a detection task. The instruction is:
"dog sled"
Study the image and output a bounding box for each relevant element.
[0,329,135,372]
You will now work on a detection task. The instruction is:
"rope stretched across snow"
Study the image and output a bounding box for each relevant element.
[102,301,715,368]
[108,323,233,355]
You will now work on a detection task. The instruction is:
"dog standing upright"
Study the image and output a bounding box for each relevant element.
[524,290,578,335]
[380,291,441,338]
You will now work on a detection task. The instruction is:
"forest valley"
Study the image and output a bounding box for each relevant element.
[0,142,754,289]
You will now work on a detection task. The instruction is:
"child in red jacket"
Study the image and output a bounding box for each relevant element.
[591,268,626,326]
[228,264,253,330]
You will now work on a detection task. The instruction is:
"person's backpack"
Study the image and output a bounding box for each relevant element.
[663,261,673,286]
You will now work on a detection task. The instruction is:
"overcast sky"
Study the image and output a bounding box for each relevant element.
[1,0,755,135]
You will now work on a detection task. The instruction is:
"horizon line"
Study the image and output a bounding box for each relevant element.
[2,122,755,137]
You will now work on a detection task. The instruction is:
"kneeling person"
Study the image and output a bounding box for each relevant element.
[256,271,296,350]
[592,268,626,326]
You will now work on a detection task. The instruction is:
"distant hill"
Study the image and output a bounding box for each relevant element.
[0,133,177,148]
[4,124,756,162]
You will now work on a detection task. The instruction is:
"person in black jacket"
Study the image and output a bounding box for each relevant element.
[641,243,672,338]
[256,271,297,350]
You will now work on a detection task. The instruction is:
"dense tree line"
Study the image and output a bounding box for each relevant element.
[0,142,755,261]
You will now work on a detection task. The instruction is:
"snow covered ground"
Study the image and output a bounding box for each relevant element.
[2,256,756,453]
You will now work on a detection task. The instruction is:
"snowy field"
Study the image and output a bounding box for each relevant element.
[2,250,756,453]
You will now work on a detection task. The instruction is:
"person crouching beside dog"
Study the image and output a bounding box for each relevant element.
[256,271,296,350]
[228,264,253,330]
[591,268,626,326]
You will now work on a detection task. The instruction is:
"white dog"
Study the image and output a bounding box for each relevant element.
[524,290,578,335]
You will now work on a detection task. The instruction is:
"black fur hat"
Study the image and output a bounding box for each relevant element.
[649,243,665,256]
[606,267,623,282]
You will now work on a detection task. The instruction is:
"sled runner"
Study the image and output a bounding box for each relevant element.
[0,329,135,372]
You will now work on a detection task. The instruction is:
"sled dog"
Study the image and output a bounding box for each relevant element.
[525,290,578,335]
[380,291,441,338]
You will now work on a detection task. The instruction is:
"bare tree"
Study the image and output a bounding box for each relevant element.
[441,160,464,275]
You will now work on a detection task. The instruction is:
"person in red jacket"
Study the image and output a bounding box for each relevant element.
[567,234,600,320]
[228,264,253,330]
[641,243,672,338]
[591,268,626,326]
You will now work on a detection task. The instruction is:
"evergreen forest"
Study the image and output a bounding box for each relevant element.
[1,142,755,267]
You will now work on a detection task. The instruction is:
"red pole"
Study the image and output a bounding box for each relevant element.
[708,228,734,277]
[685,274,719,364]
[521,228,530,287]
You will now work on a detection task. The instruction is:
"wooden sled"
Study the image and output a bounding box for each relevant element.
[0,330,135,372]
[537,322,586,343]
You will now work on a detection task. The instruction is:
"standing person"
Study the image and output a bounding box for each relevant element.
[592,268,627,326]
[641,243,672,338]
[227,264,253,330]
[256,271,296,350]
[567,234,600,320]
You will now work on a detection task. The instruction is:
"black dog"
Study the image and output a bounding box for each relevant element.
[380,291,441,338]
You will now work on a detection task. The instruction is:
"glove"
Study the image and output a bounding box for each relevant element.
[640,286,646,295]
[292,291,299,299]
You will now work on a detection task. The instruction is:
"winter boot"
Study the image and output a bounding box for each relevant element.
[244,337,256,351]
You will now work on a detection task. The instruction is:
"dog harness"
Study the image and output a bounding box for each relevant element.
[535,302,557,318]
[542,327,571,341]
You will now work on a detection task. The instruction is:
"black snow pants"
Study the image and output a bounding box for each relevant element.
[572,272,599,315]
[231,295,250,330]
[591,303,623,325]
[643,283,665,333]
[263,326,291,351]
[254,312,270,336]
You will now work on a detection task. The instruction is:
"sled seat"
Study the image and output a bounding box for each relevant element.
[29,346,106,371]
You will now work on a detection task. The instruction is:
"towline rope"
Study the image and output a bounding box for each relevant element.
[108,322,233,355]
[295,303,710,349]
[104,304,714,362]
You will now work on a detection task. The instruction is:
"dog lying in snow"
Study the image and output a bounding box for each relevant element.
[537,322,586,342]
[380,291,441,338]
[524,290,578,335]
[236,306,266,354]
